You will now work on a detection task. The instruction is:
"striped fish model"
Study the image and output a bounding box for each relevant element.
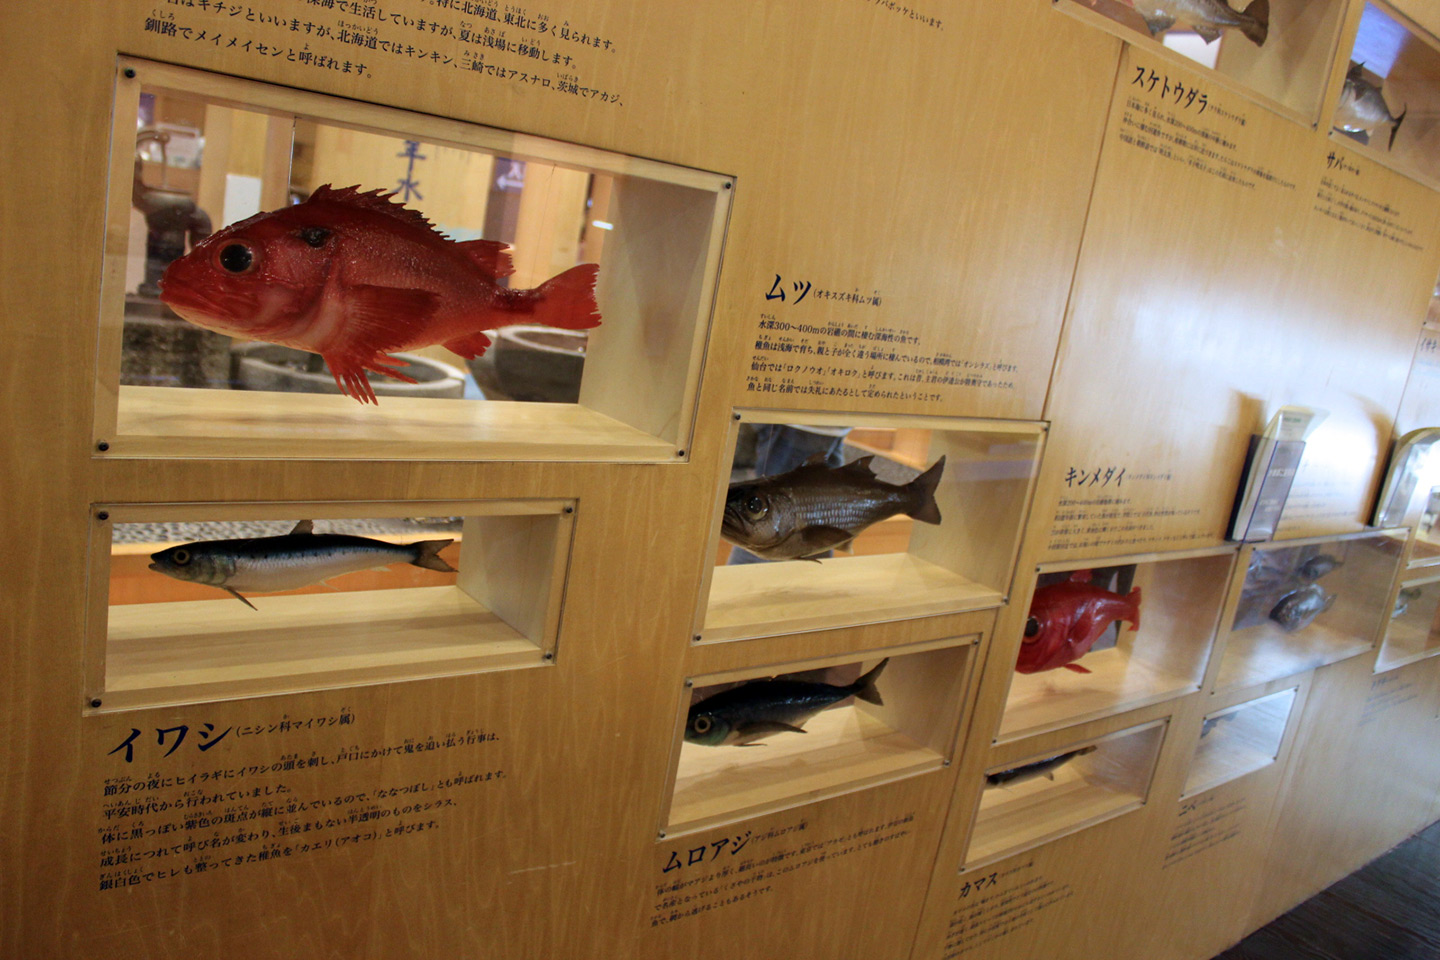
[147,519,457,608]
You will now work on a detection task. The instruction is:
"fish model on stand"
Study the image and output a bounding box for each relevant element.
[148,520,457,608]
[1120,0,1269,45]
[159,184,602,404]
[986,746,1098,787]
[1335,62,1407,150]
[1268,582,1336,633]
[721,455,946,561]
[1016,571,1142,674]
[684,659,888,746]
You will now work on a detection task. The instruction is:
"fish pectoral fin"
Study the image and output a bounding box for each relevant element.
[1193,23,1222,43]
[225,587,258,610]
[1062,662,1093,674]
[288,519,315,535]
[320,283,441,404]
[735,721,808,743]
[799,526,855,555]
[1141,12,1176,34]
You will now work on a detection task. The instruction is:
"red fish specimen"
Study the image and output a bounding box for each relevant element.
[1016,571,1142,674]
[159,184,602,404]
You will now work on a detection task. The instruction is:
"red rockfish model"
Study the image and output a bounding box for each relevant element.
[1016,571,1142,674]
[159,184,602,404]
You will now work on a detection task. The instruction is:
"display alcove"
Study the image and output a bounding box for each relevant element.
[86,500,574,712]
[693,410,1045,644]
[1330,2,1440,190]
[660,638,977,837]
[1377,571,1440,671]
[964,718,1167,870]
[997,548,1234,741]
[1058,0,1349,121]
[1182,686,1300,797]
[1211,529,1405,693]
[97,58,731,462]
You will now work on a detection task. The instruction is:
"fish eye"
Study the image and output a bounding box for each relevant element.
[743,495,767,521]
[693,716,711,734]
[218,243,254,274]
[172,549,191,566]
[1024,617,1040,637]
[298,226,331,248]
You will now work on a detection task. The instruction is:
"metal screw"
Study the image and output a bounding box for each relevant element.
[676,450,686,457]
[96,441,110,452]
[943,758,952,767]
[89,698,102,708]
[658,830,667,839]
[732,412,742,421]
[563,505,574,514]
[723,182,732,190]
[692,633,701,642]
[684,678,694,687]
[96,511,110,522]
[123,68,136,79]
[542,652,554,661]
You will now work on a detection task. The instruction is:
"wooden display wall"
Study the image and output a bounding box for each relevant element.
[4,1,1440,958]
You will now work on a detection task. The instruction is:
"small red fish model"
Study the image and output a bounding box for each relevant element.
[158,184,602,404]
[1015,571,1142,674]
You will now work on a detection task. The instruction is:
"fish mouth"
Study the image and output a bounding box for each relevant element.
[147,562,162,573]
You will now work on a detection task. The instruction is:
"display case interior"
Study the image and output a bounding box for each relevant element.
[1408,486,1440,567]
[661,638,976,836]
[1212,530,1404,693]
[1330,3,1440,188]
[998,549,1233,741]
[964,719,1167,870]
[1059,0,1348,120]
[97,58,730,461]
[87,500,573,712]
[1377,571,1440,671]
[1182,687,1298,796]
[694,411,1044,644]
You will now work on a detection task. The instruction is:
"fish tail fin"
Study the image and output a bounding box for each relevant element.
[1128,586,1142,631]
[1390,106,1407,150]
[905,456,946,525]
[410,539,457,573]
[503,264,603,331]
[851,658,889,706]
[1241,0,1268,45]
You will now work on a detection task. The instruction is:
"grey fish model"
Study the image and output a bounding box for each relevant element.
[148,520,457,608]
[1296,553,1342,582]
[1132,0,1268,45]
[1335,63,1407,150]
[1393,586,1422,620]
[685,659,888,746]
[986,747,1097,787]
[722,455,945,561]
[1268,583,1336,633]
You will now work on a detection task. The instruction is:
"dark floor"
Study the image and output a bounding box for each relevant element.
[1212,820,1440,960]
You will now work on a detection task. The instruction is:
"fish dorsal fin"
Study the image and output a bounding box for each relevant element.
[1193,23,1222,44]
[457,239,515,279]
[839,455,877,478]
[289,519,314,535]
[1348,61,1365,81]
[308,184,440,233]
[1068,569,1093,584]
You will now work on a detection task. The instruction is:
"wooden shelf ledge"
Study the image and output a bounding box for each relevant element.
[99,585,541,712]
[106,385,678,461]
[966,765,1144,869]
[665,707,943,837]
[701,553,1002,643]
[999,647,1198,741]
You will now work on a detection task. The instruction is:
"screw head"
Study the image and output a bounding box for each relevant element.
[723,182,732,190]
[123,68,136,79]
[658,830,667,839]
[684,678,694,687]
[542,652,554,661]
[96,511,110,522]
[676,450,685,457]
[89,698,102,708]
[692,633,701,642]
[563,505,574,514]
[96,441,110,452]
[732,412,742,421]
